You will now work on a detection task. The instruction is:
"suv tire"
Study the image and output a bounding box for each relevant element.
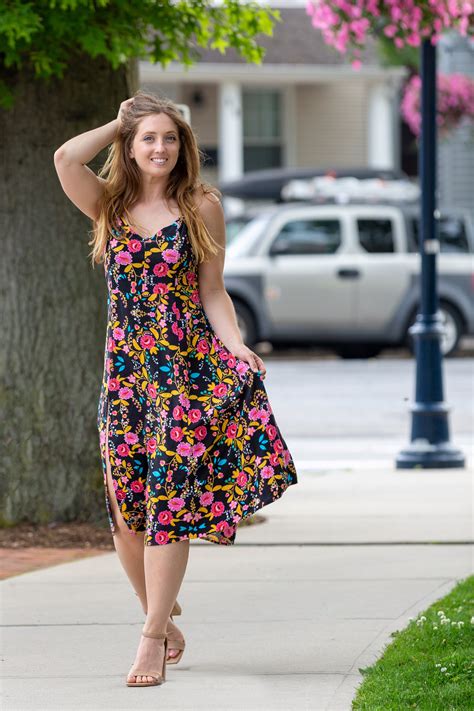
[406,302,464,357]
[233,300,258,347]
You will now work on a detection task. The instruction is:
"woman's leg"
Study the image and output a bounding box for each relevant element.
[103,432,186,665]
[103,422,148,612]
[128,539,190,683]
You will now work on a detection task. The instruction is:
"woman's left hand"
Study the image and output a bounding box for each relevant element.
[230,343,266,379]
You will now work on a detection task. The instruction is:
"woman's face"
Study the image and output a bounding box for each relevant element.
[129,112,181,179]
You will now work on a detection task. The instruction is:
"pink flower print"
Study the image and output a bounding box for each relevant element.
[183,512,193,522]
[153,283,169,295]
[116,250,132,265]
[211,501,225,516]
[267,424,277,440]
[179,394,190,409]
[197,339,209,354]
[249,407,259,420]
[153,262,169,276]
[147,384,157,398]
[162,248,179,263]
[177,328,184,340]
[116,489,127,501]
[260,410,270,425]
[191,290,201,304]
[213,383,228,398]
[186,271,196,284]
[223,523,234,538]
[113,327,125,340]
[146,437,157,454]
[189,408,201,423]
[200,491,214,506]
[173,405,184,420]
[168,497,185,512]
[119,387,133,400]
[116,443,131,457]
[226,422,238,439]
[216,520,227,532]
[170,426,184,442]
[237,472,247,487]
[140,334,156,349]
[274,439,284,453]
[108,378,120,391]
[131,480,144,493]
[192,442,206,458]
[227,356,236,368]
[236,361,249,375]
[195,425,207,440]
[261,465,274,480]
[155,531,169,545]
[171,322,179,335]
[107,337,116,351]
[230,500,238,510]
[158,510,173,525]
[128,239,142,253]
[99,430,106,446]
[124,432,139,445]
[269,452,280,466]
[177,442,192,457]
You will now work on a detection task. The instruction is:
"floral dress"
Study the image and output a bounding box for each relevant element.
[97,215,298,545]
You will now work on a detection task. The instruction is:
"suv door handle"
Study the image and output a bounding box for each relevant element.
[337,268,360,279]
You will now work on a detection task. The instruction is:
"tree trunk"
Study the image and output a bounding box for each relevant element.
[0,57,138,526]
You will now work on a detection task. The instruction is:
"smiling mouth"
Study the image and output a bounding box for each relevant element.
[151,158,168,165]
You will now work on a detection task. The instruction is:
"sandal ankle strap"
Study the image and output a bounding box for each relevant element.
[142,630,168,640]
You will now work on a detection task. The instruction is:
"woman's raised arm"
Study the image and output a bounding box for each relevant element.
[53,98,134,221]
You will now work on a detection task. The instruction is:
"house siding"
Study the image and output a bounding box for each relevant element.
[295,81,368,167]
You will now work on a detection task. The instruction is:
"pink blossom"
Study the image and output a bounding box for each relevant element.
[118,386,133,400]
[113,327,125,340]
[200,491,214,506]
[162,249,179,263]
[192,442,206,457]
[177,441,192,456]
[189,408,201,422]
[168,497,185,511]
[153,262,168,276]
[147,384,157,398]
[155,531,169,544]
[158,510,173,525]
[146,437,157,454]
[131,480,144,493]
[170,427,184,442]
[213,383,228,397]
[140,333,156,349]
[195,425,208,440]
[128,239,142,253]
[124,431,139,445]
[108,378,120,391]
[211,501,225,516]
[115,250,132,265]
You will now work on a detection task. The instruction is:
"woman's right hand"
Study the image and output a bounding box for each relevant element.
[117,98,135,127]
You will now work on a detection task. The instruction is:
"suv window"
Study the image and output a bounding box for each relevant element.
[357,219,395,253]
[269,219,341,255]
[410,216,470,253]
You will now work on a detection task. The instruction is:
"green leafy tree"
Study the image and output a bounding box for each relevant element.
[0,0,278,527]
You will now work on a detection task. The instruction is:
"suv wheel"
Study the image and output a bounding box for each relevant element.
[234,300,258,347]
[406,302,463,357]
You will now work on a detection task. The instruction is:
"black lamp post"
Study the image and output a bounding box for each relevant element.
[396,39,465,469]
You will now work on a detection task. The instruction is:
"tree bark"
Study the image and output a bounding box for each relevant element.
[0,56,138,526]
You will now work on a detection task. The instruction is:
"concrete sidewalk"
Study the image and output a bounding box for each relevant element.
[2,440,473,710]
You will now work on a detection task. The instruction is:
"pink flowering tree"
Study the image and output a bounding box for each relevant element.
[305,1,473,68]
[401,72,474,137]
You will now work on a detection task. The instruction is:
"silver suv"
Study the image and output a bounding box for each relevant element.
[223,203,474,358]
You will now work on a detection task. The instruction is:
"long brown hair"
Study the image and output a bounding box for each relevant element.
[88,91,221,267]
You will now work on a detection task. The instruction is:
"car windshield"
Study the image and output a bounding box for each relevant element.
[226,214,272,257]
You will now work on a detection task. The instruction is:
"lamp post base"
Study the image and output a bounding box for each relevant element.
[396,440,465,469]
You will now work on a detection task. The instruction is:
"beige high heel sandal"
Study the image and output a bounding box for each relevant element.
[126,630,168,687]
[167,605,186,665]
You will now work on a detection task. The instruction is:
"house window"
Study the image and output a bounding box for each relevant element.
[243,90,282,172]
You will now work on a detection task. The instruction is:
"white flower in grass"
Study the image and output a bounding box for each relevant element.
[440,667,447,673]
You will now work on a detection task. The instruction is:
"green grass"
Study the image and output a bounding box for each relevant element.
[352,575,474,711]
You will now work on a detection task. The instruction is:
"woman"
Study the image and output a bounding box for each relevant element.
[54,91,298,687]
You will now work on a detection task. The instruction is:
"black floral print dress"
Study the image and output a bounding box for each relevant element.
[97,215,298,545]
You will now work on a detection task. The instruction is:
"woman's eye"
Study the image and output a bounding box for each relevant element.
[166,136,176,142]
[143,136,153,142]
